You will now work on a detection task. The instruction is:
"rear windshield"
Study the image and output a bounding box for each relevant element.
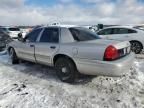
[69,27,100,41]
[8,28,20,31]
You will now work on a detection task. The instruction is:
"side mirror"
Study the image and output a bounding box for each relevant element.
[18,33,24,42]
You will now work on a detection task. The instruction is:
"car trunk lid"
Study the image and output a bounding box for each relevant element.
[75,39,131,61]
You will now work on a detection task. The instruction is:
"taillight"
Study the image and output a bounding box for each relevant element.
[104,45,119,61]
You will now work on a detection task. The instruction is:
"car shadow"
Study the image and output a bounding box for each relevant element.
[10,61,96,84]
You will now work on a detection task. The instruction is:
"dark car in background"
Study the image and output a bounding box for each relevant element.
[0,30,12,51]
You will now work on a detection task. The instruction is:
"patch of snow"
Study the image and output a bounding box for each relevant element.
[0,54,9,64]
[0,54,143,108]
[136,54,144,59]
[0,50,7,55]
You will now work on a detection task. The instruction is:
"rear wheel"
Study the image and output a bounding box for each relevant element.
[130,41,143,54]
[9,48,19,64]
[55,57,77,83]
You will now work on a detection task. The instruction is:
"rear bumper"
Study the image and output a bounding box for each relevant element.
[75,53,135,77]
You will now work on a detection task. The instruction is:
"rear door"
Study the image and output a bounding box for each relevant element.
[35,27,60,65]
[17,28,43,62]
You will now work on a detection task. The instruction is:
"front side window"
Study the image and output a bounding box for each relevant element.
[69,27,100,41]
[97,28,113,35]
[25,28,42,42]
[39,28,59,43]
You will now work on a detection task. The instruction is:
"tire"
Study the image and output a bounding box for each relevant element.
[9,48,19,64]
[55,57,77,83]
[130,41,143,54]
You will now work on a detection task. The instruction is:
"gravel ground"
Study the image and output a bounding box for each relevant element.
[0,53,144,108]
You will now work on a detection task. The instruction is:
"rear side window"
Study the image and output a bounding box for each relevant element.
[39,28,59,43]
[128,29,137,33]
[113,28,137,34]
[97,28,113,35]
[25,28,42,42]
[8,28,20,31]
[113,28,128,34]
[69,27,100,41]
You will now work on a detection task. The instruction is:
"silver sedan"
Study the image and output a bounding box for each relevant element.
[8,25,135,83]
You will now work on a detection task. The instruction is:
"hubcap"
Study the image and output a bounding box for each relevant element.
[56,62,71,81]
[131,42,141,54]
[61,67,68,73]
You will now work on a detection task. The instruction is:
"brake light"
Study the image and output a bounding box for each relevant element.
[104,45,119,61]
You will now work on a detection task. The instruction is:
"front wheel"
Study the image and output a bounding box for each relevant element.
[55,57,78,83]
[9,48,19,64]
[130,41,143,54]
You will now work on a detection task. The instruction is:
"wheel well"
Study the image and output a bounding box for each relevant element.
[130,40,143,49]
[53,54,77,67]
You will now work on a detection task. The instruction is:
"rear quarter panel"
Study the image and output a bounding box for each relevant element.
[57,42,106,61]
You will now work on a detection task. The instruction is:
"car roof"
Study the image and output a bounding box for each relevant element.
[35,24,81,29]
[104,25,134,29]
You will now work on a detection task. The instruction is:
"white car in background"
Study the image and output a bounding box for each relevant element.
[0,27,21,39]
[97,26,144,54]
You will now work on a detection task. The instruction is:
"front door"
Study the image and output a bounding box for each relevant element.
[35,27,60,65]
[17,28,43,62]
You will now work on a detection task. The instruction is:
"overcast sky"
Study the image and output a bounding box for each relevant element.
[0,0,144,26]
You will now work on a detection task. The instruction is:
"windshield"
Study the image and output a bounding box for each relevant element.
[69,27,100,41]
[8,28,20,31]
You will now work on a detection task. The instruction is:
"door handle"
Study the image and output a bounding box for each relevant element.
[50,46,56,49]
[30,45,34,47]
